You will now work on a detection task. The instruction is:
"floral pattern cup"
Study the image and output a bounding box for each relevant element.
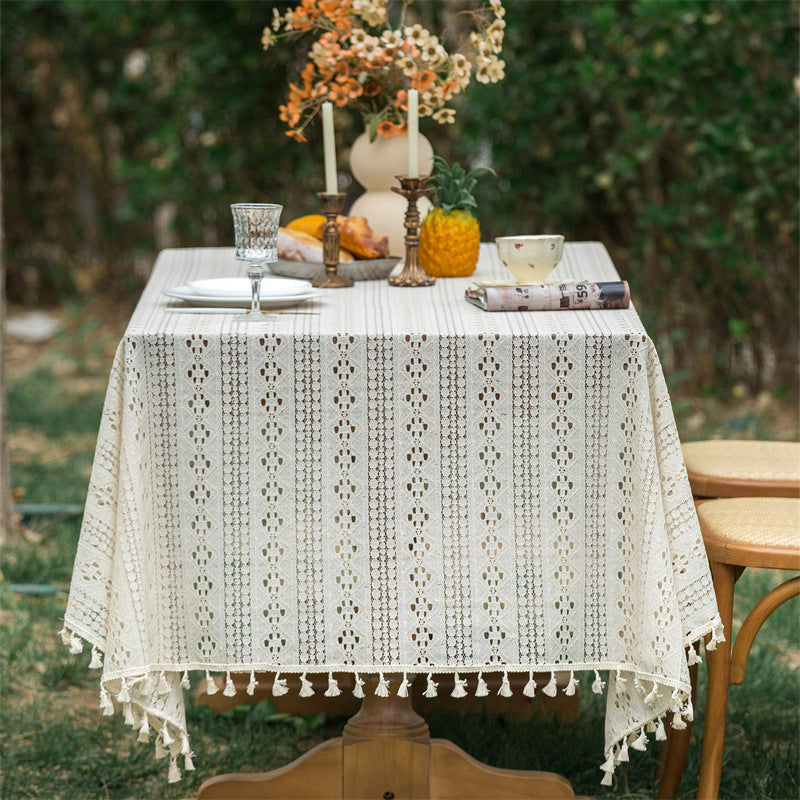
[495,234,565,284]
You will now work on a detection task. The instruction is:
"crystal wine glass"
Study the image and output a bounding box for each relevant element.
[231,203,283,321]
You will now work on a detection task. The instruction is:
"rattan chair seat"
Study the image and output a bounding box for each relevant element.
[682,441,800,498]
[697,497,800,569]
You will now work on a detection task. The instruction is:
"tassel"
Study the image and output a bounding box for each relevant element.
[398,673,410,698]
[564,671,578,696]
[116,678,131,704]
[600,750,615,776]
[69,633,83,655]
[99,685,114,716]
[655,716,667,741]
[89,646,102,669]
[475,672,489,697]
[707,622,725,651]
[138,714,150,743]
[247,670,258,696]
[672,711,687,731]
[646,719,656,733]
[631,727,648,751]
[616,669,627,686]
[498,671,513,697]
[353,673,365,698]
[601,770,613,786]
[523,671,536,697]
[683,696,694,722]
[618,739,629,762]
[181,670,190,690]
[375,672,390,697]
[158,671,171,695]
[325,672,341,697]
[591,670,604,694]
[644,681,659,705]
[184,751,195,771]
[204,670,218,695]
[634,674,645,694]
[451,673,468,698]
[122,702,135,726]
[687,647,701,666]
[161,720,174,746]
[59,626,71,646]
[180,735,191,755]
[542,671,558,697]
[223,671,236,697]
[299,672,314,697]
[272,672,289,696]
[424,673,438,698]
[142,673,154,694]
[168,755,180,783]
[155,738,167,760]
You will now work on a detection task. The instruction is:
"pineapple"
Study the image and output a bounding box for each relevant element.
[419,156,494,277]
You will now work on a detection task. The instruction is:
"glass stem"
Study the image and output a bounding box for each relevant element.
[248,265,264,314]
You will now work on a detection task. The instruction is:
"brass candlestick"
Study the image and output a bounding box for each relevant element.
[312,192,352,289]
[388,175,435,287]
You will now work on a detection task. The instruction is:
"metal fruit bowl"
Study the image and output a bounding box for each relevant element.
[268,257,401,282]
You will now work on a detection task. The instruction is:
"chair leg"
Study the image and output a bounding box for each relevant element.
[697,560,736,800]
[656,654,698,798]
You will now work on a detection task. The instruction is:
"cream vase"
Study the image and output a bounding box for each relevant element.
[349,130,434,257]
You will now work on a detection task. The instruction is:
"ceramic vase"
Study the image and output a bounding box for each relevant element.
[349,130,434,257]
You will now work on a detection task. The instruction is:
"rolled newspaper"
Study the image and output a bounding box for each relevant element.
[466,281,630,312]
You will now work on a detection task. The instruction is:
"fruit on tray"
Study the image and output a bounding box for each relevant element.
[286,215,327,238]
[278,228,355,263]
[314,216,389,260]
[282,214,389,261]
[419,156,495,278]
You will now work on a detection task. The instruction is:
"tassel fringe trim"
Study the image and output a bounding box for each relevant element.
[61,623,713,787]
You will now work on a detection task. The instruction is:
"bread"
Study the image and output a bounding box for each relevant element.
[277,228,355,263]
[315,216,389,260]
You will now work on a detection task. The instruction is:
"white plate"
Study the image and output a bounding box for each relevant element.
[187,277,312,298]
[164,285,322,309]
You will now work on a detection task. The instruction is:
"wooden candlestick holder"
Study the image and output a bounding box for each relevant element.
[312,192,352,289]
[388,175,435,287]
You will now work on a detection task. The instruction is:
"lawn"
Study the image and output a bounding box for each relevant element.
[1,302,798,800]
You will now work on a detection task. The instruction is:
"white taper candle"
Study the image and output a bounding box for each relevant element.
[407,89,419,178]
[321,102,337,194]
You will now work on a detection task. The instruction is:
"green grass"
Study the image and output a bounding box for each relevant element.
[2,317,798,799]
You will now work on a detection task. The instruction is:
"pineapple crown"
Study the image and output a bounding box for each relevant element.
[428,155,496,215]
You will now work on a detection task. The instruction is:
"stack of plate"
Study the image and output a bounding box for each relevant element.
[163,278,321,309]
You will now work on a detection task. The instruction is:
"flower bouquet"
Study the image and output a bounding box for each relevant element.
[264,0,506,141]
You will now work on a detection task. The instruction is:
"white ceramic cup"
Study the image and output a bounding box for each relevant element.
[495,235,565,284]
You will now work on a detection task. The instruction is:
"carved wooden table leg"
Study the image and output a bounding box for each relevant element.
[196,674,577,800]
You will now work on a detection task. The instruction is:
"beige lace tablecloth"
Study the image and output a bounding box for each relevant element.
[63,243,721,784]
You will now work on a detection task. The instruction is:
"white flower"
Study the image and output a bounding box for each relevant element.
[350,28,369,47]
[405,23,429,47]
[354,0,388,27]
[450,53,470,78]
[360,36,383,60]
[422,42,448,69]
[490,0,505,18]
[475,61,492,83]
[381,29,403,48]
[433,108,456,124]
[261,27,274,51]
[271,8,283,32]
[397,56,417,77]
[418,101,434,117]
[487,57,505,82]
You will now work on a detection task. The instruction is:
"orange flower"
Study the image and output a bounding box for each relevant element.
[286,129,308,143]
[395,89,408,111]
[411,70,436,92]
[376,121,405,139]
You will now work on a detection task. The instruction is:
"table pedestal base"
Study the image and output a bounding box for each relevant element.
[196,677,577,800]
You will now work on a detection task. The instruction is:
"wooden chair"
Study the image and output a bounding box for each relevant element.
[657,440,800,799]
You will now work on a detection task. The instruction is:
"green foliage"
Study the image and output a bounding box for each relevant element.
[2,0,797,392]
[428,154,495,214]
[457,0,798,392]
